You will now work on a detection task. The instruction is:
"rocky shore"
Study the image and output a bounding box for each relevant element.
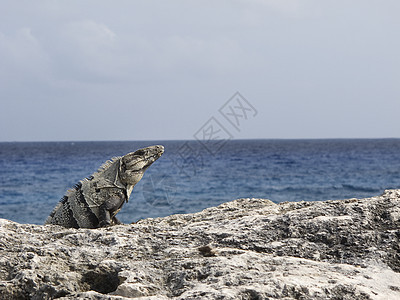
[1,190,400,299]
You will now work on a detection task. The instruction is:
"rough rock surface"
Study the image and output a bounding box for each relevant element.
[1,190,400,299]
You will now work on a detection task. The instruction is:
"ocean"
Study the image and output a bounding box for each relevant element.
[1,139,400,225]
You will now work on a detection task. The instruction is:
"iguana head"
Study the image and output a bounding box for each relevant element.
[119,145,164,186]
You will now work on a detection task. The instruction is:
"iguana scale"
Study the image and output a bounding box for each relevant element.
[45,145,164,228]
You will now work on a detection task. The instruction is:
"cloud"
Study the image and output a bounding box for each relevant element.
[0,1,399,141]
[49,20,122,83]
[63,20,116,48]
[236,0,314,18]
[43,17,245,85]
[0,28,50,85]
[247,0,301,12]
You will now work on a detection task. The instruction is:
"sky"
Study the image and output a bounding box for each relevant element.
[0,0,399,142]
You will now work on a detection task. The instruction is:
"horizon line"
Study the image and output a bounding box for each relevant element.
[1,137,400,143]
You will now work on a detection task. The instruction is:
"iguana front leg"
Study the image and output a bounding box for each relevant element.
[98,190,126,227]
[111,216,123,225]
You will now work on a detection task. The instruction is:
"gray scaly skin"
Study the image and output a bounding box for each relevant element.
[45,145,164,228]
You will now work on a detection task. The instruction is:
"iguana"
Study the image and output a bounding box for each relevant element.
[45,145,164,228]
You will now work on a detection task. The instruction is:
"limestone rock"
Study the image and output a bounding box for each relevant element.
[1,190,400,299]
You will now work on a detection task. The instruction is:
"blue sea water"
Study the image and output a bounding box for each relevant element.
[0,139,400,225]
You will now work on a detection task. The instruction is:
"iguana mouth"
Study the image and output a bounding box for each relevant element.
[149,145,164,159]
[129,145,164,171]
[144,145,164,167]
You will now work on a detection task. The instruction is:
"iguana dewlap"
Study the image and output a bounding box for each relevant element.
[45,145,164,228]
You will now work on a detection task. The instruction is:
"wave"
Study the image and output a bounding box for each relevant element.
[341,184,381,193]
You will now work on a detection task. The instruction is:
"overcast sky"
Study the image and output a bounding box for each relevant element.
[0,0,399,142]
